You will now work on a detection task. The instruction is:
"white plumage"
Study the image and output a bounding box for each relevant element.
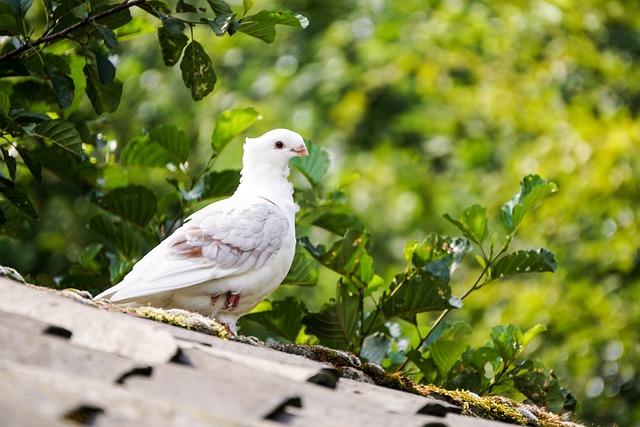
[94,129,308,335]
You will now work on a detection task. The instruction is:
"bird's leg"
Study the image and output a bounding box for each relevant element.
[224,292,240,309]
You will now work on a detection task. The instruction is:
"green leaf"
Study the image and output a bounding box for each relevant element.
[180,41,217,101]
[176,0,197,13]
[243,297,306,342]
[523,324,547,348]
[157,25,189,66]
[6,0,33,17]
[0,200,34,237]
[490,324,523,365]
[88,213,153,259]
[361,333,392,364]
[468,346,501,373]
[205,14,236,36]
[0,14,17,36]
[77,242,107,270]
[202,169,240,199]
[0,187,37,219]
[211,107,261,153]
[15,146,41,183]
[311,212,365,235]
[0,92,10,115]
[97,24,118,49]
[301,230,374,286]
[430,339,469,380]
[95,51,116,84]
[120,136,173,167]
[33,119,83,156]
[161,16,186,34]
[1,148,16,181]
[99,185,158,227]
[242,0,253,16]
[84,62,122,114]
[381,270,456,322]
[149,124,190,164]
[502,175,558,232]
[303,280,360,350]
[291,142,329,187]
[444,204,489,245]
[95,7,132,30]
[206,0,233,15]
[282,246,319,286]
[491,248,557,279]
[45,64,75,109]
[238,9,309,43]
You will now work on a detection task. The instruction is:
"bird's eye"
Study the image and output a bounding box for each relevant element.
[274,141,285,149]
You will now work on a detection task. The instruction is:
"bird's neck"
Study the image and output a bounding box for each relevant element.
[234,164,298,217]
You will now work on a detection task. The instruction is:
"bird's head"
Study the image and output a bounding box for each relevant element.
[242,129,308,172]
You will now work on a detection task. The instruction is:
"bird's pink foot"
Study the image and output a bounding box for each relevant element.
[211,292,240,310]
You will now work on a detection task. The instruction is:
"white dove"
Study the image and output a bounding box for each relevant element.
[94,129,308,336]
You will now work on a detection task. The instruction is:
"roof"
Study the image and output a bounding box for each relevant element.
[0,276,580,427]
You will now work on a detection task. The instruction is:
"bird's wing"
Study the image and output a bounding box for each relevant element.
[98,197,290,301]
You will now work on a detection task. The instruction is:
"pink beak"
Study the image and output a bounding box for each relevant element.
[292,145,309,157]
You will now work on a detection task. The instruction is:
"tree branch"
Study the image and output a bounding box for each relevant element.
[0,0,149,63]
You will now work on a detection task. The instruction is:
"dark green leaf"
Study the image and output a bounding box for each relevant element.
[206,0,233,15]
[95,7,131,30]
[312,212,364,235]
[88,213,153,259]
[99,185,158,227]
[157,25,189,66]
[6,0,33,17]
[97,24,118,49]
[0,200,33,237]
[202,169,240,199]
[444,204,489,246]
[0,206,5,225]
[513,360,573,414]
[0,92,9,115]
[77,242,107,270]
[84,62,122,114]
[0,187,37,219]
[180,40,217,101]
[149,124,190,164]
[361,333,392,364]
[161,16,186,34]
[243,297,307,342]
[45,65,75,109]
[0,13,17,36]
[303,280,360,350]
[176,0,197,13]
[1,148,17,181]
[301,229,374,286]
[120,136,174,167]
[291,142,329,187]
[34,119,83,156]
[491,249,557,279]
[282,246,320,286]
[95,51,116,85]
[211,107,261,152]
[502,175,558,232]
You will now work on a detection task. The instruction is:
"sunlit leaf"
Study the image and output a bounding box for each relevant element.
[33,119,83,156]
[491,249,557,279]
[206,0,232,15]
[239,9,308,43]
[523,324,547,348]
[430,339,468,380]
[502,175,558,232]
[444,204,489,245]
[489,324,523,365]
[291,142,329,187]
[99,185,158,227]
[211,107,261,152]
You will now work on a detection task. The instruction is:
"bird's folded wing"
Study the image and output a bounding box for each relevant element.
[97,198,290,301]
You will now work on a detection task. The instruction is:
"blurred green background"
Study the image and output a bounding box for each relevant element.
[2,0,639,425]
